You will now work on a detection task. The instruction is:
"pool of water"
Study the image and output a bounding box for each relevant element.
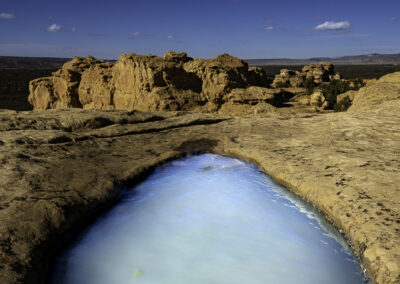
[51,154,369,284]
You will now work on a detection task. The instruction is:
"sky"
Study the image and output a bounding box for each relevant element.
[0,0,399,59]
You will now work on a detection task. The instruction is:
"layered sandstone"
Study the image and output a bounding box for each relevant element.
[272,62,341,88]
[28,52,273,113]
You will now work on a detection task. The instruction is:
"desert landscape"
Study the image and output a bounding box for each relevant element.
[1,0,400,283]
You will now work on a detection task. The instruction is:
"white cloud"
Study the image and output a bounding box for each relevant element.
[314,21,351,31]
[166,35,175,40]
[264,26,274,31]
[0,12,15,19]
[47,23,62,32]
[129,31,149,38]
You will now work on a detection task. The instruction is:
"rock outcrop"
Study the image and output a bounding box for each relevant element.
[272,62,341,88]
[29,52,273,113]
[349,72,400,112]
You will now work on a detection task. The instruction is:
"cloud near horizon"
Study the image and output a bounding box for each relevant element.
[390,17,400,21]
[129,32,149,38]
[47,24,62,32]
[0,12,15,19]
[314,21,351,31]
[264,26,274,31]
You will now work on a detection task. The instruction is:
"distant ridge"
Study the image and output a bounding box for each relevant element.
[246,53,400,65]
[0,56,71,69]
[1,53,400,69]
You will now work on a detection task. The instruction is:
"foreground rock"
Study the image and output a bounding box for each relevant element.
[1,71,400,283]
[28,52,274,114]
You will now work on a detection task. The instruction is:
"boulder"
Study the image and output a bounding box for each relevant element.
[310,90,329,109]
[163,51,193,64]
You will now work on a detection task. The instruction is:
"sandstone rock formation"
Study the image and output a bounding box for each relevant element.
[28,52,273,113]
[349,72,400,112]
[309,90,329,109]
[1,72,400,283]
[272,62,341,88]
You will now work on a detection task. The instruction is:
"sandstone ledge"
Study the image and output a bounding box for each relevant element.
[0,106,399,284]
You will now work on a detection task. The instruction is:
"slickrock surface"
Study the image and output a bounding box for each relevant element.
[1,73,400,284]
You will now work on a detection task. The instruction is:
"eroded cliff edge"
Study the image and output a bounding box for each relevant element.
[1,73,400,283]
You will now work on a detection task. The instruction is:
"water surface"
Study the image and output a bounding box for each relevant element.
[51,154,368,284]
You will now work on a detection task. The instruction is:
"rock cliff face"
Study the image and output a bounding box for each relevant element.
[272,62,341,88]
[29,52,272,113]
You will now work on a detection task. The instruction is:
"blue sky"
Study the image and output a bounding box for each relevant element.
[0,0,399,59]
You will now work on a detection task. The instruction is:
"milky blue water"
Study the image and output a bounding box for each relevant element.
[51,154,368,284]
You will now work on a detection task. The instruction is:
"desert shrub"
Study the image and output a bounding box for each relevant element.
[350,78,366,90]
[333,96,352,112]
[320,80,351,107]
[302,78,316,94]
[275,81,291,88]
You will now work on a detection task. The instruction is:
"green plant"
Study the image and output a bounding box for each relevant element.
[302,78,316,94]
[320,80,351,107]
[334,96,352,112]
[351,78,366,91]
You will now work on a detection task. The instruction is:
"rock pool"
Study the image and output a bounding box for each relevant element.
[51,154,368,284]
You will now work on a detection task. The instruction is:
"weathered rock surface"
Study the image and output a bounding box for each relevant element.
[272,62,341,88]
[28,52,273,113]
[2,72,400,283]
[349,72,400,112]
[337,90,357,103]
[309,90,329,109]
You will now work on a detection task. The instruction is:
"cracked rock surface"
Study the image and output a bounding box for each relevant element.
[1,73,400,284]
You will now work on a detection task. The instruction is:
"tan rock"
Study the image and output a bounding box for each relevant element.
[163,51,192,63]
[227,86,276,105]
[310,90,328,109]
[291,94,311,105]
[337,90,357,103]
[349,72,400,112]
[272,62,341,88]
[29,52,276,114]
[28,56,108,110]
